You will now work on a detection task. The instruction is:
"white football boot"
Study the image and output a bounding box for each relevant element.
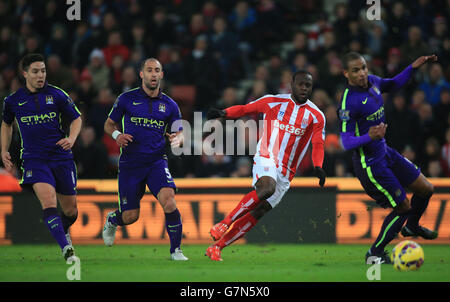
[171,247,189,261]
[102,212,117,247]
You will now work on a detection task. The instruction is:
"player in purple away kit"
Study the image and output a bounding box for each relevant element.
[102,58,188,260]
[1,54,82,261]
[338,52,438,264]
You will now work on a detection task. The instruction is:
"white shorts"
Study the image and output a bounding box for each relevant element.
[251,156,290,208]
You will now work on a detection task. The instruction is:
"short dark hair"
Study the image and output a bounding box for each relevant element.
[342,52,364,70]
[140,57,162,71]
[292,69,312,82]
[21,53,45,71]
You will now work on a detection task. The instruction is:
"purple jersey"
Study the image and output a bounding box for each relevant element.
[108,87,182,167]
[2,83,81,160]
[338,65,414,166]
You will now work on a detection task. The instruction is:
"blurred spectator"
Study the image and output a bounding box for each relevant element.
[76,68,97,111]
[113,65,139,95]
[429,16,447,55]
[228,0,257,47]
[87,48,110,91]
[385,93,421,153]
[184,34,221,110]
[209,16,240,84]
[45,23,71,65]
[419,62,450,106]
[323,133,343,177]
[420,137,443,173]
[147,6,177,54]
[46,54,75,91]
[216,86,239,108]
[109,54,125,91]
[278,68,293,94]
[427,160,444,177]
[324,104,340,135]
[72,22,96,70]
[384,48,404,78]
[400,26,430,65]
[0,26,19,70]
[386,1,410,47]
[73,126,109,179]
[87,87,115,139]
[230,156,252,177]
[164,48,187,85]
[433,88,450,143]
[102,30,130,67]
[286,31,311,65]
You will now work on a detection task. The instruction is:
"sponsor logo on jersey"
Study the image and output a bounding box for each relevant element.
[273,119,305,136]
[130,116,165,128]
[20,112,57,125]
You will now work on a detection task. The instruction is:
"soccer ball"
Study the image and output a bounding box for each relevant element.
[391,240,425,271]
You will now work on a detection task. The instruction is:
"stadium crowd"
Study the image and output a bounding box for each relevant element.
[0,0,449,180]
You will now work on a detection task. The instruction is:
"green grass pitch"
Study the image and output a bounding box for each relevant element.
[1,244,449,282]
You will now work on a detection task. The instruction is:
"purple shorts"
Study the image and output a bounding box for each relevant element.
[353,146,420,208]
[117,158,176,212]
[20,159,77,195]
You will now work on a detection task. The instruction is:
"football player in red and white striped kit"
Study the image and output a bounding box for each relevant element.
[205,70,327,261]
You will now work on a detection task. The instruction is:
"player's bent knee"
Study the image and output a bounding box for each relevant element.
[394,199,411,215]
[255,178,276,200]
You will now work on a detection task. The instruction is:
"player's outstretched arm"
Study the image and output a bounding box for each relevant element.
[411,55,437,69]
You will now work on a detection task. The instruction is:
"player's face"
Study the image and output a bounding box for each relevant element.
[291,73,313,103]
[344,57,369,88]
[140,59,164,91]
[23,61,46,91]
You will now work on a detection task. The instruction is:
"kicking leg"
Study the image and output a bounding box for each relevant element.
[402,173,437,239]
[210,176,276,240]
[368,199,410,264]
[206,201,272,261]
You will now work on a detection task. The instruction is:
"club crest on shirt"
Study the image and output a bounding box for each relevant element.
[158,103,166,112]
[301,117,309,129]
[339,109,350,121]
[26,170,32,178]
[45,95,54,104]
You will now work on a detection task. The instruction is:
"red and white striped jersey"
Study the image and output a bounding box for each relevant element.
[225,93,326,181]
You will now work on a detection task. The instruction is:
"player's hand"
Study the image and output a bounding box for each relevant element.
[313,166,326,187]
[207,108,226,120]
[166,132,183,148]
[368,122,387,140]
[116,133,133,148]
[1,151,13,171]
[412,55,437,69]
[56,137,75,150]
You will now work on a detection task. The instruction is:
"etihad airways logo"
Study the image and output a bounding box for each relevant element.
[21,112,57,125]
[130,116,165,128]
